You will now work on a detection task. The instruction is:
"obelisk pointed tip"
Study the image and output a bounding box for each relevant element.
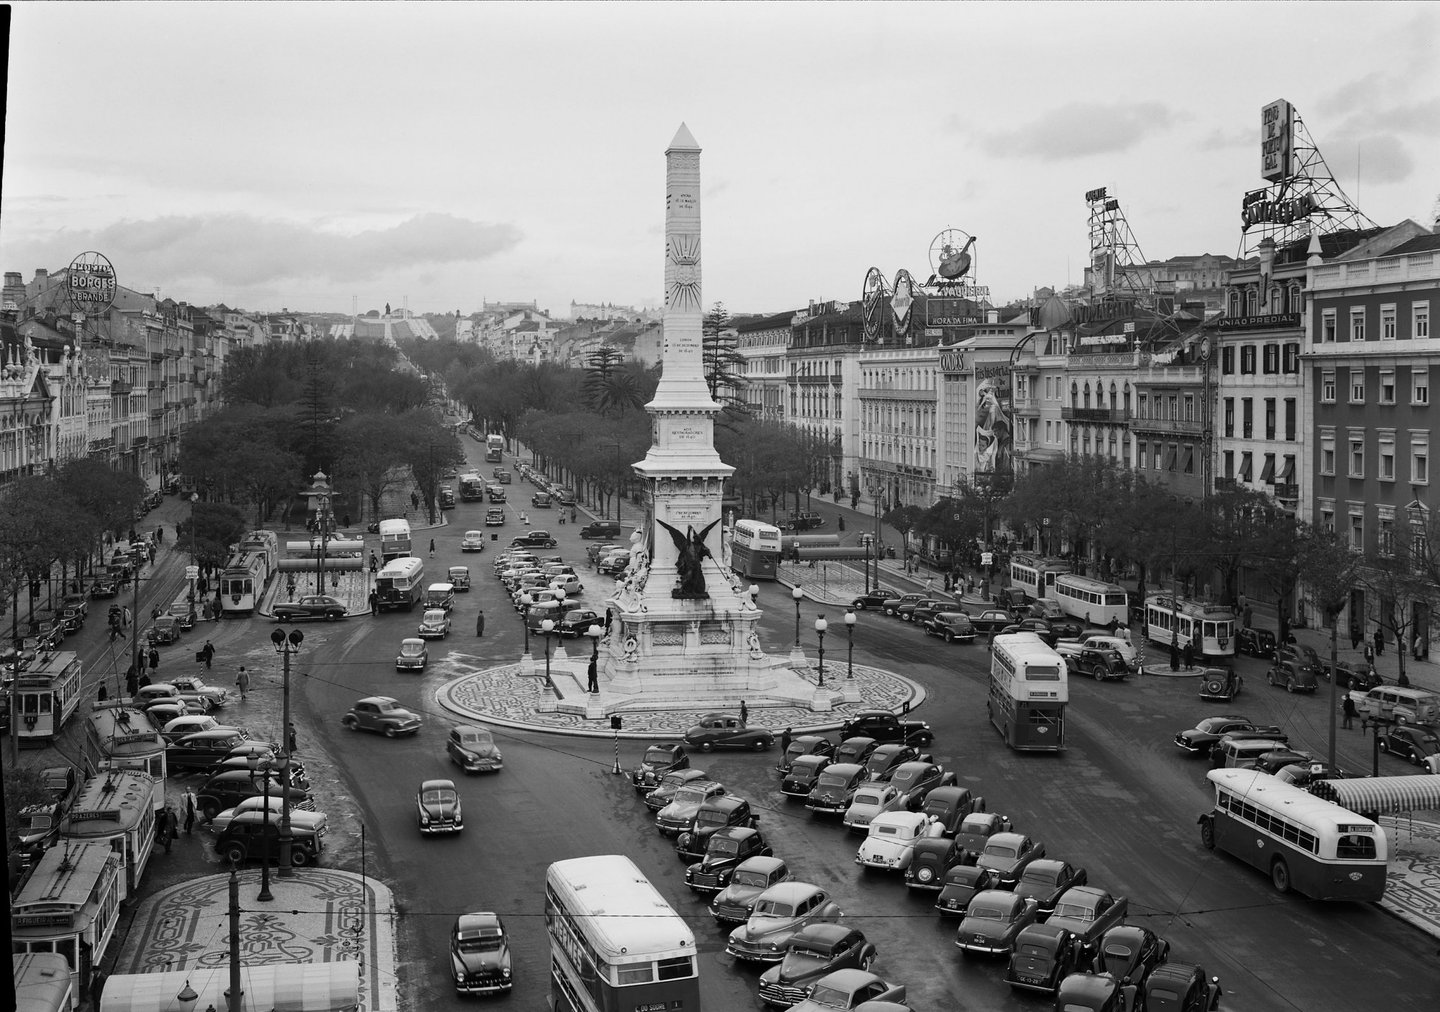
[667,123,700,152]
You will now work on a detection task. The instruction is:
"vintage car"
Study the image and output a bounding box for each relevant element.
[158,713,224,742]
[166,600,196,630]
[214,809,325,867]
[1047,887,1130,950]
[447,566,471,591]
[1055,633,1137,667]
[145,702,210,732]
[341,696,422,737]
[896,597,948,623]
[416,779,463,834]
[450,912,513,995]
[861,743,928,782]
[840,710,934,746]
[447,724,503,773]
[955,889,1042,955]
[271,595,347,622]
[832,736,880,767]
[655,780,727,836]
[510,530,557,548]
[776,734,837,775]
[530,491,553,508]
[89,574,123,598]
[785,510,825,531]
[758,924,878,1008]
[1004,923,1087,994]
[955,811,1014,857]
[805,763,868,815]
[460,530,487,552]
[1054,972,1140,1012]
[197,770,313,822]
[485,507,506,527]
[886,761,955,810]
[904,836,972,891]
[631,742,690,791]
[209,755,309,790]
[676,796,760,863]
[970,608,1021,634]
[1252,747,1316,775]
[842,781,906,832]
[146,614,182,645]
[1174,715,1285,757]
[166,675,229,708]
[138,683,215,714]
[1014,859,1089,917]
[1266,658,1318,693]
[1094,924,1171,986]
[920,786,986,835]
[1276,641,1323,671]
[1236,625,1278,658]
[726,883,845,963]
[923,611,977,643]
[557,608,603,638]
[935,865,1006,916]
[644,768,712,811]
[395,638,429,671]
[781,755,834,798]
[855,812,943,872]
[880,593,927,617]
[1197,667,1243,702]
[1072,646,1133,682]
[1379,725,1440,764]
[683,712,775,752]
[1142,962,1222,1012]
[210,796,325,834]
[975,832,1046,887]
[850,588,898,611]
[711,855,790,926]
[787,969,905,1012]
[685,826,772,893]
[166,729,255,772]
[1324,659,1383,691]
[417,608,452,639]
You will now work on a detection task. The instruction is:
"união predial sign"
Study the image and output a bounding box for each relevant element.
[67,251,118,315]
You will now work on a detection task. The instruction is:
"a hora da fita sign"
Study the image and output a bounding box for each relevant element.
[67,251,118,315]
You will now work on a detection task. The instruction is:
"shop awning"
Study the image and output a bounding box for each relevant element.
[1260,456,1276,482]
[101,962,360,1012]
[1310,775,1440,816]
[1279,457,1295,482]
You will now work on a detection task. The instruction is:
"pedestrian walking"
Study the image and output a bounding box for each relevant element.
[739,699,749,723]
[200,599,211,622]
[97,684,108,702]
[1169,640,1180,672]
[476,608,486,637]
[410,492,420,510]
[235,666,250,701]
[147,646,160,671]
[125,665,138,697]
[287,722,298,753]
[1414,632,1425,660]
[1364,641,1375,664]
[200,640,215,669]
[570,507,578,524]
[369,552,379,574]
[780,726,792,755]
[160,807,175,854]
[1182,640,1195,671]
[1374,629,1384,655]
[1350,627,1362,651]
[429,538,436,559]
[837,516,845,532]
[122,606,131,628]
[213,590,223,620]
[183,789,197,834]
[369,590,379,615]
[1342,694,1357,729]
[156,525,164,545]
[587,653,598,693]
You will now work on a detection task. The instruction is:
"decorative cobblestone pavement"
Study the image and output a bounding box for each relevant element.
[433,653,927,739]
[1378,815,1440,940]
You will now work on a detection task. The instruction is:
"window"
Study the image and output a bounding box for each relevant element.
[1137,393,1148,418]
[1223,450,1234,479]
[1350,370,1365,404]
[1182,444,1195,474]
[1414,367,1430,405]
[1283,342,1300,373]
[1184,394,1195,422]
[1322,370,1336,402]
[1382,304,1397,341]
[1239,452,1253,482]
[1221,345,1235,374]
[1413,436,1430,485]
[1265,398,1276,439]
[1380,370,1396,404]
[1137,440,1147,468]
[1415,302,1430,340]
[1242,398,1253,438]
[1241,345,1257,374]
[1350,512,1364,552]
[1350,308,1366,342]
[1379,515,1395,556]
[1319,503,1335,533]
[1379,433,1396,481]
[1224,398,1235,437]
[1349,434,1365,478]
[1322,309,1337,343]
[1284,398,1297,441]
[1262,344,1280,373]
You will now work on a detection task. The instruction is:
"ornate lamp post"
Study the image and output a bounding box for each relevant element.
[520,593,533,655]
[586,623,602,694]
[845,609,856,680]
[270,626,303,875]
[792,585,804,648]
[541,617,556,693]
[246,755,275,901]
[814,615,827,688]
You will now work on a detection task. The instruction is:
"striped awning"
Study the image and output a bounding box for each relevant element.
[1310,775,1440,815]
[100,962,360,1012]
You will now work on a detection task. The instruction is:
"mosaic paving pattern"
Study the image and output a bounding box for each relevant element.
[1380,816,1440,937]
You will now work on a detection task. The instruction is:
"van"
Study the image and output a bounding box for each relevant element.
[580,520,622,540]
[1355,685,1440,726]
[424,583,456,612]
[1210,737,1288,770]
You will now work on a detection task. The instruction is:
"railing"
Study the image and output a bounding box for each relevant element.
[1060,406,1131,423]
[1129,416,1205,436]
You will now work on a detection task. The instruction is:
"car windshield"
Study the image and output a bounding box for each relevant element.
[674,788,709,806]
[1101,943,1134,962]
[969,903,1005,919]
[1024,867,1058,886]
[983,843,1018,859]
[400,643,424,656]
[708,838,739,856]
[659,772,692,787]
[806,983,852,1007]
[947,868,985,886]
[461,731,493,747]
[457,931,503,953]
[752,899,796,917]
[732,869,769,888]
[875,824,901,838]
[376,701,405,714]
[643,747,674,764]
[421,789,455,804]
[890,769,918,788]
[817,772,851,788]
[1053,902,1090,919]
[696,810,729,827]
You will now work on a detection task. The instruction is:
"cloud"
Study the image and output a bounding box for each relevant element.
[977,102,1175,160]
[24,213,522,288]
[1319,131,1416,186]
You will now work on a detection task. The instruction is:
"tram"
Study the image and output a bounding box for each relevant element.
[12,650,83,748]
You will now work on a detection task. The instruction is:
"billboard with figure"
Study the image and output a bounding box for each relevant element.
[974,369,1014,480]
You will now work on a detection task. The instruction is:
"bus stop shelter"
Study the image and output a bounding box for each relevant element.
[1311,775,1440,816]
[100,961,359,1012]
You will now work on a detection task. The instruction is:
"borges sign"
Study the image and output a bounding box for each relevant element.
[67,251,118,314]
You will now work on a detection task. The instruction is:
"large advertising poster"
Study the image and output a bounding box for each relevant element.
[974,366,1014,479]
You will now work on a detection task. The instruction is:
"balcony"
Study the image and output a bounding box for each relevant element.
[150,352,164,362]
[149,407,166,420]
[1060,406,1131,424]
[1129,416,1206,437]
[111,380,131,395]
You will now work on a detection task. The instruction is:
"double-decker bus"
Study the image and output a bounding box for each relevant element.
[987,632,1068,752]
[1143,594,1236,659]
[545,854,700,1012]
[459,471,486,501]
[12,845,122,1012]
[379,518,413,561]
[376,556,426,611]
[730,519,783,580]
[485,433,504,463]
[12,650,83,748]
[1008,554,1071,602]
[1200,768,1387,900]
[1053,574,1130,628]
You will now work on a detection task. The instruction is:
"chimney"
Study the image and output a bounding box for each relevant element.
[34,268,48,285]
[3,272,25,307]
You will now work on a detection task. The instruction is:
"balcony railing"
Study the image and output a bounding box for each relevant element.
[1129,416,1205,436]
[1060,406,1131,424]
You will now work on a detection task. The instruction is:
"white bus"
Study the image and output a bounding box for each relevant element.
[545,854,700,1012]
[1008,554,1071,602]
[987,633,1068,752]
[1200,768,1387,901]
[376,556,425,611]
[1144,594,1236,660]
[730,519,783,580]
[1053,574,1130,628]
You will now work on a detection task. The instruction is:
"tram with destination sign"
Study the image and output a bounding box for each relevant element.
[1144,594,1236,660]
[1008,553,1071,602]
[58,771,157,901]
[12,650,83,748]
[219,530,279,616]
[86,705,167,811]
[11,843,122,1011]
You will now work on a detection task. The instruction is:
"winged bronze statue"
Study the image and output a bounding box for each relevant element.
[657,517,721,597]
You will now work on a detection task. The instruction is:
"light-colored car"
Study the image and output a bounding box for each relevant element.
[855,812,943,871]
[549,574,583,597]
[159,714,224,743]
[842,781,906,833]
[460,530,486,552]
[448,725,503,773]
[165,675,229,708]
[726,882,845,963]
[418,608,452,639]
[211,795,328,833]
[395,638,429,671]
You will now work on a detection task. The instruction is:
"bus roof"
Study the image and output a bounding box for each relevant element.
[1207,768,1379,827]
[378,519,412,536]
[1146,594,1235,618]
[734,519,782,535]
[992,633,1064,662]
[547,854,696,961]
[378,556,424,578]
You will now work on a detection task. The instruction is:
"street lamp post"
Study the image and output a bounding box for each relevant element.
[586,624,602,693]
[845,609,856,680]
[520,594,533,655]
[542,617,556,693]
[814,615,827,688]
[270,627,303,876]
[246,755,275,902]
[791,585,804,648]
[188,493,199,607]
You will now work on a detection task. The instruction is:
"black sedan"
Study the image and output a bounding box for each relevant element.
[631,742,690,792]
[923,612,976,643]
[1004,923,1087,995]
[683,713,774,752]
[896,598,949,623]
[1174,715,1284,756]
[934,865,1003,916]
[1013,859,1088,917]
[1379,725,1440,764]
[272,595,347,622]
[1093,924,1171,987]
[851,588,897,611]
[969,608,1018,634]
[776,735,836,776]
[1000,619,1060,647]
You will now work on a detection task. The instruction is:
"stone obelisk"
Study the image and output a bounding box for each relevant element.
[595,124,775,702]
